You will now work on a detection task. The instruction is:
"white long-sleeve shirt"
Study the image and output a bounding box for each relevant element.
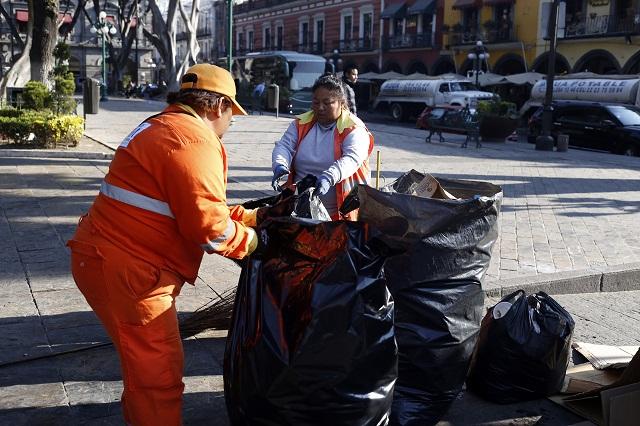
[272,120,370,215]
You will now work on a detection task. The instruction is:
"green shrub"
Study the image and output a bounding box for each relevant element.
[0,108,24,118]
[0,109,84,147]
[477,99,517,118]
[23,81,52,111]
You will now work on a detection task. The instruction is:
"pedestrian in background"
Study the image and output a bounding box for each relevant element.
[252,80,266,114]
[342,65,359,115]
[68,64,271,426]
[271,74,373,220]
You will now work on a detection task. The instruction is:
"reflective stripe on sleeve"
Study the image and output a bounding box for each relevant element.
[100,181,175,218]
[201,218,236,251]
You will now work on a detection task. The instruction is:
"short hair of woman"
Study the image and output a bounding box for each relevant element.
[166,89,226,113]
[312,75,347,104]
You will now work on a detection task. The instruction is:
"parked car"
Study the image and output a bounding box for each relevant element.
[528,101,640,156]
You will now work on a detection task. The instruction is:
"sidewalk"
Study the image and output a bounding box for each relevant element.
[0,98,639,424]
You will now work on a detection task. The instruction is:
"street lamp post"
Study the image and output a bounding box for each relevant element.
[327,49,342,74]
[467,40,489,89]
[536,0,564,151]
[227,0,233,73]
[90,11,117,101]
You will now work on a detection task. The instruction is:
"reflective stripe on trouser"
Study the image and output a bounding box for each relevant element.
[69,220,185,426]
[100,181,175,218]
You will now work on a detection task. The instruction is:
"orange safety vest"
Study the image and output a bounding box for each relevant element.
[74,104,255,284]
[288,109,374,221]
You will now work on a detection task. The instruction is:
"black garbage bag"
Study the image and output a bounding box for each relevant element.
[344,170,502,426]
[224,218,397,425]
[467,290,575,404]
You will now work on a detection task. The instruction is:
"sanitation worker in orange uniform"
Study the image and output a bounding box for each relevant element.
[68,64,262,425]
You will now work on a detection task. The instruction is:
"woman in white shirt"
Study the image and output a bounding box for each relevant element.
[271,75,374,220]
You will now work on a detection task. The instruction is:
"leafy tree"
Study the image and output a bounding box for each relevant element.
[51,42,76,114]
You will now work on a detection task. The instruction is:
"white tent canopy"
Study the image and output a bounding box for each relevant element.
[478,72,545,87]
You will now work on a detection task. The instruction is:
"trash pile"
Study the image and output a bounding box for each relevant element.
[215,170,633,426]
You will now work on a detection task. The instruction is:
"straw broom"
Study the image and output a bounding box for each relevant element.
[179,285,237,338]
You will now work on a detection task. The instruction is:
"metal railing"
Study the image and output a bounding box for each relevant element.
[295,42,324,54]
[336,37,375,52]
[382,32,433,50]
[563,14,640,38]
[447,26,517,45]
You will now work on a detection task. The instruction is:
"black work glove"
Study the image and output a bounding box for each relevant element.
[271,165,290,192]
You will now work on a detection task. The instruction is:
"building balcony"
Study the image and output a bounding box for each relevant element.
[447,26,517,46]
[382,32,433,51]
[336,37,376,53]
[295,42,324,55]
[562,14,639,39]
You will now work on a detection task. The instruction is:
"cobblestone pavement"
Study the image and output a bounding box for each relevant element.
[0,98,638,424]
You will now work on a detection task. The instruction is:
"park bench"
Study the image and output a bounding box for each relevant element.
[418,106,481,149]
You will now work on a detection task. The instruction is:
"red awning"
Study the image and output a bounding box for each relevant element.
[58,13,72,24]
[452,0,480,9]
[15,10,28,22]
[483,0,514,5]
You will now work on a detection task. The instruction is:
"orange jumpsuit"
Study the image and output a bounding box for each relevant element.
[68,104,255,425]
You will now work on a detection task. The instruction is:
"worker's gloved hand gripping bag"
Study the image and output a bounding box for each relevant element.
[224,185,397,425]
[342,170,503,426]
[467,290,575,404]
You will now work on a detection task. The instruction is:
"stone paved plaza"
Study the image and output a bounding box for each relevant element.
[0,98,639,424]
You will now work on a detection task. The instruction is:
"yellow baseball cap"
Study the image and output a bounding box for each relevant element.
[180,63,247,116]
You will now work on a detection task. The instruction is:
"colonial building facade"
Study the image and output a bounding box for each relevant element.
[227,0,640,77]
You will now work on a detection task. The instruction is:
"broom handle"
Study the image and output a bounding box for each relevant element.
[375,150,381,190]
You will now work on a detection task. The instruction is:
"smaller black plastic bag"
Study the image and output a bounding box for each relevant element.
[467,290,575,404]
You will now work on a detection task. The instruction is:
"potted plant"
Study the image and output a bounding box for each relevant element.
[476,97,519,141]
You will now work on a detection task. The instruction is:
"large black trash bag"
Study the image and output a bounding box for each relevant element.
[224,218,398,426]
[344,170,503,426]
[467,290,575,404]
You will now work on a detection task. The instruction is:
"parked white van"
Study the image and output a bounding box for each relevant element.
[373,78,495,121]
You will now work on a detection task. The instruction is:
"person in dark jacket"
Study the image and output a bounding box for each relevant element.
[341,65,358,115]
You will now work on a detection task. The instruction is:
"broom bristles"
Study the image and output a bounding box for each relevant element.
[179,286,237,338]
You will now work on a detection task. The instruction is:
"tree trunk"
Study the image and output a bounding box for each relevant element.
[109,0,138,93]
[0,4,25,51]
[1,0,34,99]
[58,0,87,40]
[176,0,200,80]
[143,0,180,91]
[31,0,59,86]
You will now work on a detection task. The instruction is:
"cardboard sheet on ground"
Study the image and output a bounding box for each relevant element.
[572,341,639,370]
[549,347,640,425]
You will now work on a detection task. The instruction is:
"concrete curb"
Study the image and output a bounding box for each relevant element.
[485,262,640,297]
[0,149,113,160]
